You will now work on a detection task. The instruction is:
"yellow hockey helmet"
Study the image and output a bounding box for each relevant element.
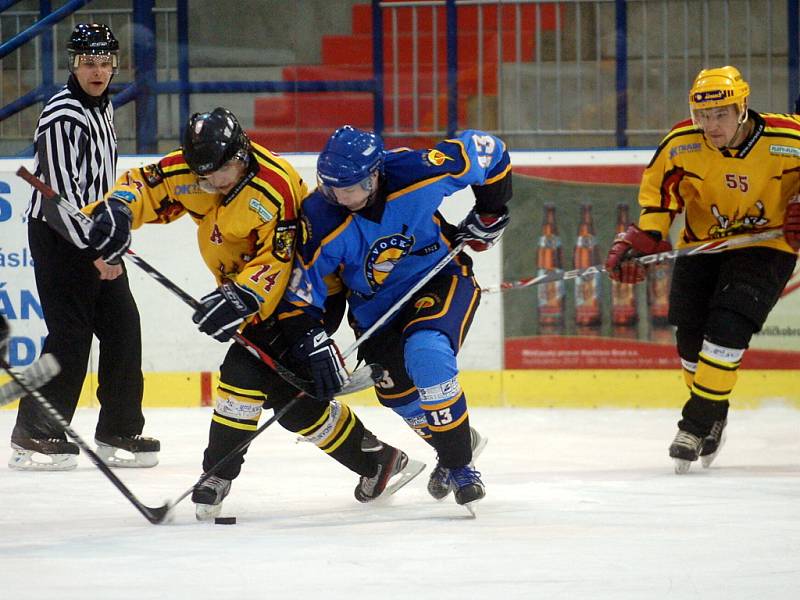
[689,66,750,118]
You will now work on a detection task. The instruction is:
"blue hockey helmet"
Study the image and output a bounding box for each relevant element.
[317,125,384,191]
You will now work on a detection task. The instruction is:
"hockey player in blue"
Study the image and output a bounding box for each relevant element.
[280,125,512,513]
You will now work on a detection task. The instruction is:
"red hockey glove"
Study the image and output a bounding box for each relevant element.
[456,207,510,252]
[784,195,800,251]
[605,224,672,283]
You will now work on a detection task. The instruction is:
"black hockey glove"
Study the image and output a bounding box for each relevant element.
[88,198,133,262]
[456,206,510,251]
[291,327,348,402]
[192,281,262,342]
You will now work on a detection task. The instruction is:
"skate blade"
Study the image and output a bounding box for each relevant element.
[700,432,726,469]
[673,458,692,474]
[96,445,159,468]
[382,458,426,498]
[472,432,488,461]
[8,449,78,471]
[462,501,478,518]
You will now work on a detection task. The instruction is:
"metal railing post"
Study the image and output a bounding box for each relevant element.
[788,0,799,111]
[372,0,384,137]
[615,0,628,147]
[177,0,190,130]
[446,0,458,136]
[133,0,157,153]
[39,0,53,106]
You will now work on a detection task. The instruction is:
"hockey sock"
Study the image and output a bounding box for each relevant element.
[405,329,472,468]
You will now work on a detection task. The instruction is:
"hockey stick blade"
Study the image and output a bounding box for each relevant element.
[341,363,384,395]
[15,167,383,400]
[0,354,60,407]
[481,228,785,294]
[0,357,171,524]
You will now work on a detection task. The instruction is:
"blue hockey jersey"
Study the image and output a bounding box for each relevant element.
[282,129,512,333]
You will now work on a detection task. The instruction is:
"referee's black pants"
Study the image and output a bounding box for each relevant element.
[14,219,145,440]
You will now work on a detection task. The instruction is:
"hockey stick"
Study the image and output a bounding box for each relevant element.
[340,241,467,360]
[0,356,171,524]
[15,166,381,398]
[165,396,300,514]
[480,228,785,294]
[0,354,60,407]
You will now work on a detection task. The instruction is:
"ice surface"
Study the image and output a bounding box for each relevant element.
[0,406,798,599]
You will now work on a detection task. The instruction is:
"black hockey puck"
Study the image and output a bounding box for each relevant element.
[214,516,236,525]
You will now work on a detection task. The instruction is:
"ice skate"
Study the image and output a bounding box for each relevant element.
[192,475,232,521]
[8,436,79,471]
[428,427,488,501]
[700,419,727,468]
[450,465,485,517]
[354,442,425,503]
[95,433,160,468]
[668,429,703,474]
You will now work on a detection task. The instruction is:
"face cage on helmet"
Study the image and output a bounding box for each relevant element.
[317,172,378,206]
[69,51,119,75]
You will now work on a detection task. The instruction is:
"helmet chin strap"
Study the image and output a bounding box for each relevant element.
[720,105,749,150]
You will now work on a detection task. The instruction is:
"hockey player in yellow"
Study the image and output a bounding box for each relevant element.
[84,108,422,518]
[605,66,800,473]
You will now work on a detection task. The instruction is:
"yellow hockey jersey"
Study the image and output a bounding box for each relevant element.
[85,142,307,322]
[637,110,800,254]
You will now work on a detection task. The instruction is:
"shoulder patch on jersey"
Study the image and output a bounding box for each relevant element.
[110,190,136,203]
[669,142,702,159]
[141,163,164,187]
[768,144,800,158]
[248,198,275,223]
[423,148,454,167]
[272,220,297,263]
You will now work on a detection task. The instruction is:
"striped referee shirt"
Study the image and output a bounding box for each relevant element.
[26,74,117,248]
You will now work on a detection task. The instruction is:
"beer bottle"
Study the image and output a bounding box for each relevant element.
[537,203,565,330]
[610,203,639,327]
[647,257,672,327]
[573,203,602,327]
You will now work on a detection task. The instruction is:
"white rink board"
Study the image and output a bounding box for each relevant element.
[0,151,649,372]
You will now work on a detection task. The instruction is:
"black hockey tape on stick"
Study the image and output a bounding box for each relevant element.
[480,229,785,294]
[0,356,171,524]
[15,167,382,399]
[0,354,60,407]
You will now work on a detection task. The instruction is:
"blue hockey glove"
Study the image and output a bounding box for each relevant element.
[88,198,133,262]
[291,327,348,402]
[456,206,510,251]
[192,281,261,342]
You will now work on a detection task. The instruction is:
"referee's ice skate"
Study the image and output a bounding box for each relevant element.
[95,433,160,468]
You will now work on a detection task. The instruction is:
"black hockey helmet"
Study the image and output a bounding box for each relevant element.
[182,107,251,176]
[67,23,119,73]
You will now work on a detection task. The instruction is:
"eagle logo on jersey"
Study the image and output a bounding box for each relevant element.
[708,201,768,238]
[365,233,414,291]
[424,149,453,167]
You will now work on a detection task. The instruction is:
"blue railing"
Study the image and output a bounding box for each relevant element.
[2,0,800,152]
